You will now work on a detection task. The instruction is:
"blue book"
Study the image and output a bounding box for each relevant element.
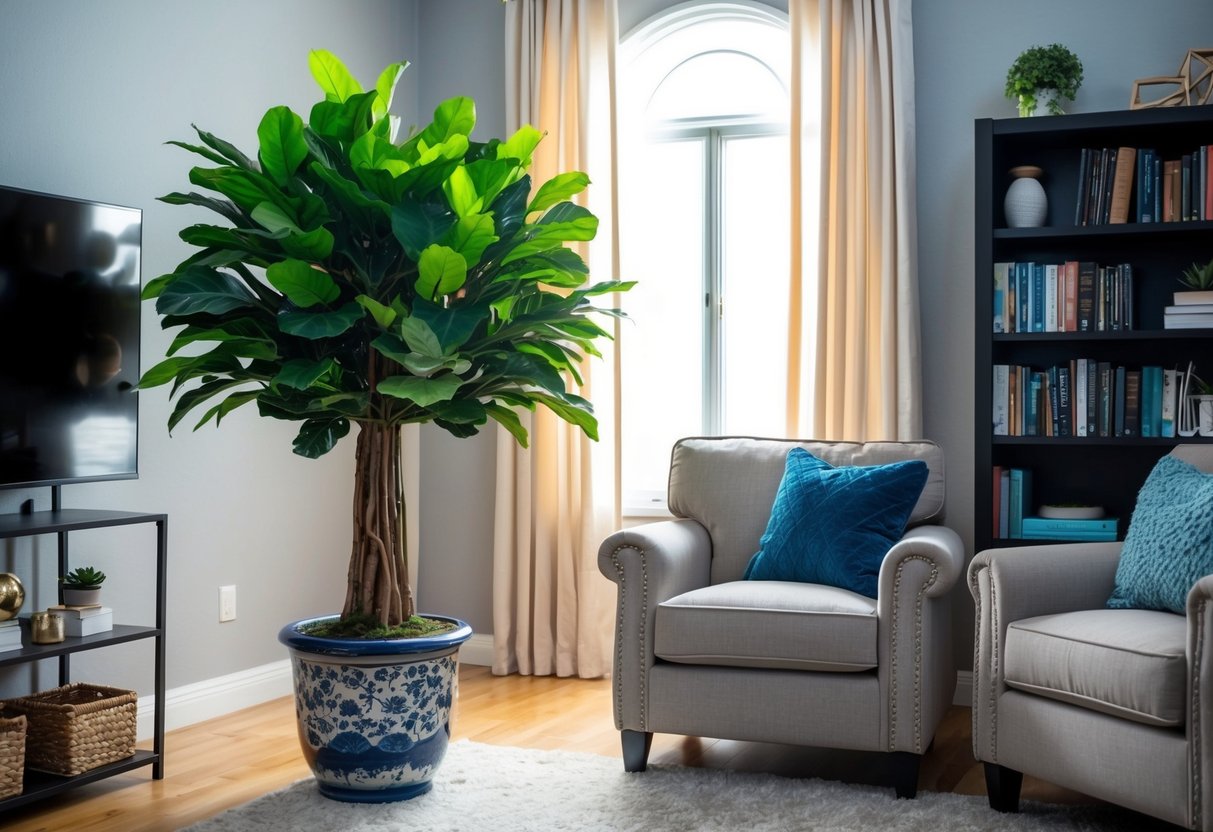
[1017,262,1031,333]
[1021,516,1119,541]
[1032,264,1045,332]
[1138,148,1155,222]
[999,469,1010,539]
[1008,469,1032,539]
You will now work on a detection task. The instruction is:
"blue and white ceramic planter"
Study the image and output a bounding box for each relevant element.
[278,615,473,803]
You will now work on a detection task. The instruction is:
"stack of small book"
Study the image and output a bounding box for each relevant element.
[1020,516,1119,542]
[1164,290,1213,330]
[48,604,113,637]
[0,617,22,652]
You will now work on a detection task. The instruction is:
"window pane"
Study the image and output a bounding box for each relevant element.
[619,138,705,502]
[648,51,785,123]
[721,133,790,437]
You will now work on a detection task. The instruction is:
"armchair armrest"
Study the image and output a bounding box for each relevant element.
[1188,574,1213,823]
[968,541,1122,764]
[875,524,964,753]
[598,518,712,731]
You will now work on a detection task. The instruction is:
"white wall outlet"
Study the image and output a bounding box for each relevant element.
[218,585,237,622]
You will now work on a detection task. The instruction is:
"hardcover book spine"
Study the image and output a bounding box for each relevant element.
[1075,359,1088,437]
[1109,146,1136,224]
[1086,358,1098,436]
[1057,365,1072,436]
[1114,365,1127,437]
[993,365,1009,436]
[1162,368,1178,438]
[1123,368,1141,437]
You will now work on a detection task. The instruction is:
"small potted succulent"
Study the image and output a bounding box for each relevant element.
[1005,44,1083,116]
[61,567,106,606]
[1178,257,1213,293]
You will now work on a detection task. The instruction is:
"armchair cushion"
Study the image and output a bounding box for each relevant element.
[1109,454,1213,614]
[655,580,877,672]
[1004,608,1186,727]
[742,448,928,597]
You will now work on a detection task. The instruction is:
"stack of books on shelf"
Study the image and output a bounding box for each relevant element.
[0,617,22,653]
[1075,145,1212,226]
[1021,515,1119,542]
[48,604,113,637]
[993,362,1179,438]
[991,467,1032,539]
[1164,289,1213,330]
[992,261,1133,334]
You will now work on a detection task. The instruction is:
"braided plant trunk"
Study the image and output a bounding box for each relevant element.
[343,420,414,626]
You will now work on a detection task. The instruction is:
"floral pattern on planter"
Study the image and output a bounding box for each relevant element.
[289,652,458,800]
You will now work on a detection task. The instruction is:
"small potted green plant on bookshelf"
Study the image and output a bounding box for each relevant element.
[1005,44,1083,116]
[1176,257,1213,301]
[60,567,105,606]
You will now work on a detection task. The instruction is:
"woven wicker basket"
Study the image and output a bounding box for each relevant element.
[4,683,136,776]
[0,714,25,798]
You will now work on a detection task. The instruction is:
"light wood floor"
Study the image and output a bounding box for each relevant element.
[4,666,1114,832]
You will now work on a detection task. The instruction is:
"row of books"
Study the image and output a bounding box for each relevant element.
[992,261,1133,334]
[1074,145,1213,226]
[991,467,1120,541]
[993,362,1180,439]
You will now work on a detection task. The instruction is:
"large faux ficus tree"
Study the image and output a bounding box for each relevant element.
[142,51,630,630]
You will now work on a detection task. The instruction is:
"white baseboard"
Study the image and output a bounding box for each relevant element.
[953,670,973,707]
[459,633,494,667]
[136,659,293,742]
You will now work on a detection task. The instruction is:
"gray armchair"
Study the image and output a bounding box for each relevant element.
[597,436,964,797]
[969,444,1213,830]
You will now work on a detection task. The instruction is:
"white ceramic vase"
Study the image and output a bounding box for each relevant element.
[1004,166,1047,228]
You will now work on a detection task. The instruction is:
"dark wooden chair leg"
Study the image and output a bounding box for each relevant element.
[983,762,1023,812]
[890,751,921,799]
[621,730,653,773]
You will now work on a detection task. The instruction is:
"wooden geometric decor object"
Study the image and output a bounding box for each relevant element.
[1181,48,1213,105]
[1131,48,1213,109]
[1130,76,1188,109]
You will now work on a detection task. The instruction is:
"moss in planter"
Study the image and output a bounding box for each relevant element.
[300,613,456,640]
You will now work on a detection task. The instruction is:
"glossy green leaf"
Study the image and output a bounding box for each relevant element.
[463,159,516,211]
[398,315,443,357]
[167,318,273,355]
[292,417,351,458]
[277,301,363,339]
[309,91,377,145]
[412,298,483,352]
[416,245,467,300]
[372,61,408,119]
[165,140,231,168]
[485,402,529,447]
[192,125,259,170]
[528,171,589,214]
[167,377,251,432]
[391,201,456,261]
[370,332,412,365]
[414,96,476,148]
[377,373,462,407]
[266,260,340,308]
[355,295,397,329]
[308,50,362,103]
[532,392,598,440]
[443,165,479,217]
[444,212,498,266]
[158,191,245,226]
[195,389,261,430]
[497,124,543,167]
[257,106,307,186]
[536,201,599,237]
[188,166,286,214]
[156,268,257,316]
[274,358,337,390]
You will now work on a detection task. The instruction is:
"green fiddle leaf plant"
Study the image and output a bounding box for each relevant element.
[142,50,632,635]
[1005,44,1083,116]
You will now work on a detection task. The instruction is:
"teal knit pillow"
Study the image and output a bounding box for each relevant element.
[1109,454,1213,614]
[742,448,929,598]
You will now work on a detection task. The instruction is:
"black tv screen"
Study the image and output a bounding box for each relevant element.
[0,185,141,489]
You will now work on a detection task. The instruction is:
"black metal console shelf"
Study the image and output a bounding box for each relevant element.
[0,490,166,809]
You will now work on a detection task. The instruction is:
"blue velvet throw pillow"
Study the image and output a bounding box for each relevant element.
[1108,454,1213,614]
[742,448,929,598]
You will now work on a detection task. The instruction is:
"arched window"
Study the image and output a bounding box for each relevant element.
[619,1,791,513]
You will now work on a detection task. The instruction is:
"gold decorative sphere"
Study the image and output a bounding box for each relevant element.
[0,573,25,621]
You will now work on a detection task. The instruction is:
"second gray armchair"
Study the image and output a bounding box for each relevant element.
[597,436,964,798]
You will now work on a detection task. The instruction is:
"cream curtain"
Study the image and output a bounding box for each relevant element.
[787,0,922,440]
[495,0,621,678]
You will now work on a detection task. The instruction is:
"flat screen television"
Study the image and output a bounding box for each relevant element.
[0,184,142,489]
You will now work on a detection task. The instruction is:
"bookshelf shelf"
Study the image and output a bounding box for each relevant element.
[975,105,1213,553]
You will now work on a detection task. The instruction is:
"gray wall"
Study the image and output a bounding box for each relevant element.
[913,0,1213,670]
[0,0,419,696]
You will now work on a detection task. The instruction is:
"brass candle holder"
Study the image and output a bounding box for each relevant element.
[30,611,65,644]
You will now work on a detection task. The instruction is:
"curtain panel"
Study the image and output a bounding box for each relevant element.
[788,0,922,441]
[496,0,621,678]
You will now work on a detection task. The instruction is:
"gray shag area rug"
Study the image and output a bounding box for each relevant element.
[182,740,1172,831]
